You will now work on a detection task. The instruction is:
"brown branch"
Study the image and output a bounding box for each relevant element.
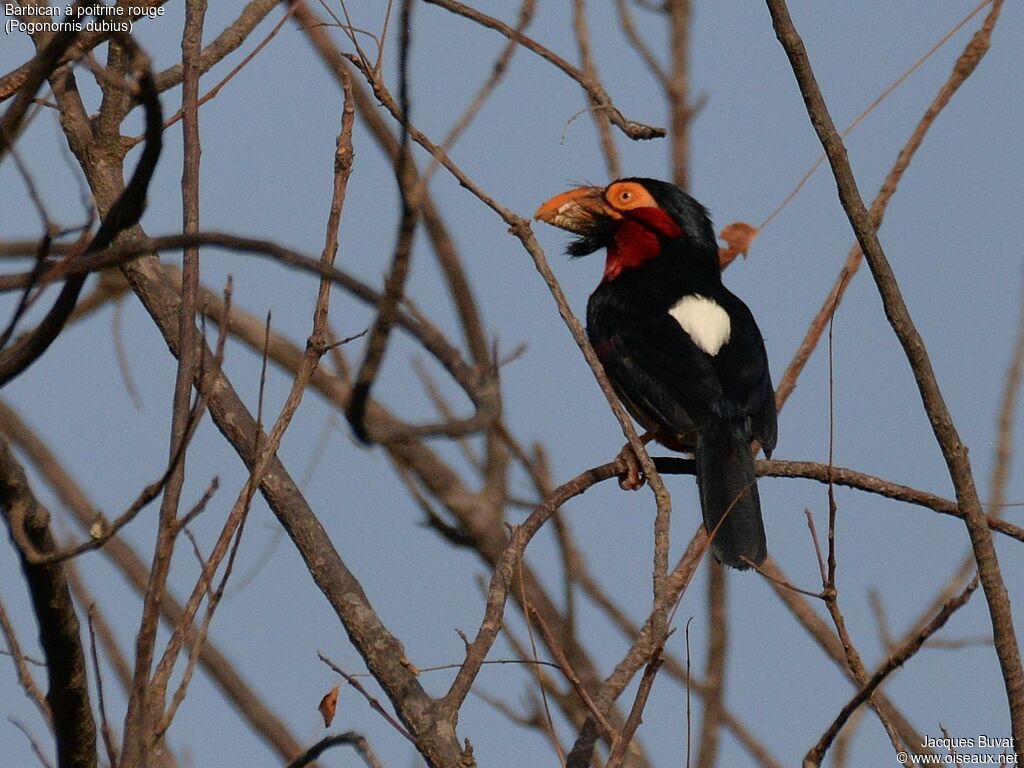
[0,438,96,768]
[694,561,726,768]
[37,30,468,758]
[117,245,468,765]
[154,72,357,739]
[765,3,1022,752]
[654,457,1024,543]
[666,0,692,187]
[122,7,206,760]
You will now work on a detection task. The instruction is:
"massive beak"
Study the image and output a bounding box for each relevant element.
[534,186,620,234]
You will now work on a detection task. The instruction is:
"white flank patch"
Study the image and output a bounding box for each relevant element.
[668,295,731,356]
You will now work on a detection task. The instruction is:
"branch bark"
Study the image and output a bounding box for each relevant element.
[0,439,96,768]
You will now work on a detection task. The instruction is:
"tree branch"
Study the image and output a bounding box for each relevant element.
[764,2,1022,752]
[0,439,96,768]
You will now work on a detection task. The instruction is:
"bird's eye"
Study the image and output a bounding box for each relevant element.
[619,190,633,202]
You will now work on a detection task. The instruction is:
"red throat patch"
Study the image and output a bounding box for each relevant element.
[602,208,683,282]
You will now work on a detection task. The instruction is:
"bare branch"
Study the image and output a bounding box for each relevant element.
[805,577,979,766]
[774,0,1006,412]
[765,3,1022,751]
[0,439,96,768]
[0,593,50,722]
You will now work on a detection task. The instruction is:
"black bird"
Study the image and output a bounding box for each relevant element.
[534,178,777,569]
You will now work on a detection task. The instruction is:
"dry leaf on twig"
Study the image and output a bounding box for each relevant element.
[718,221,759,269]
[318,685,340,727]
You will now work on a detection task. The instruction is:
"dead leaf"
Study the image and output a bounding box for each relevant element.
[318,686,339,727]
[718,222,759,270]
[401,655,421,676]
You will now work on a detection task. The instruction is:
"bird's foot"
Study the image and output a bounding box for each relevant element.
[616,442,646,491]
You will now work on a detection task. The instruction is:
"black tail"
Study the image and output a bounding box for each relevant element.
[694,417,766,569]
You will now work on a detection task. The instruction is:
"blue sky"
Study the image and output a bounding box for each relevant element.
[1,2,1022,766]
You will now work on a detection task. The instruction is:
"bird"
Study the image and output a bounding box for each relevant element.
[534,178,777,569]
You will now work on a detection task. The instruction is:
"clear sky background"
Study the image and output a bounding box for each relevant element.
[1,2,1022,766]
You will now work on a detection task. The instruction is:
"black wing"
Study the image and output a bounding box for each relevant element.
[587,284,721,437]
[711,289,777,455]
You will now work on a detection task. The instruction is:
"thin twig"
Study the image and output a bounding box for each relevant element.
[0,594,50,722]
[804,578,979,766]
[424,0,664,140]
[317,654,417,746]
[757,0,994,233]
[345,0,419,441]
[694,562,726,768]
[774,0,1005,412]
[571,0,620,178]
[86,606,120,768]
[9,719,54,768]
[121,7,206,759]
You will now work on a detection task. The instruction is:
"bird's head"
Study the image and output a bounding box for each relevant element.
[534,178,719,282]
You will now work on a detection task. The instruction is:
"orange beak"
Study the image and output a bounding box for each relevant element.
[533,186,621,233]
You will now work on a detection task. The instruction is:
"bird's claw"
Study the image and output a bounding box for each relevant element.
[616,444,646,491]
